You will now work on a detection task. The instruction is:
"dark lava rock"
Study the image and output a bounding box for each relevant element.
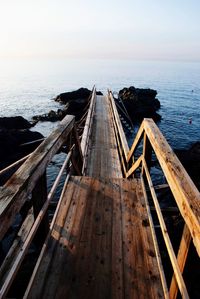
[118,86,161,122]
[175,142,200,191]
[55,88,91,105]
[0,116,32,130]
[33,108,68,122]
[0,115,44,183]
[33,88,103,123]
[54,88,103,105]
[0,129,43,167]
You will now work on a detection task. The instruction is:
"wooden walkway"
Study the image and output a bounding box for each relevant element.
[27,96,164,298]
[85,95,122,178]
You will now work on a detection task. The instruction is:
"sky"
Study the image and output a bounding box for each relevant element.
[0,0,199,61]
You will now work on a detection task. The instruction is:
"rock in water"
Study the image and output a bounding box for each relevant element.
[0,116,33,130]
[118,86,161,122]
[54,88,92,104]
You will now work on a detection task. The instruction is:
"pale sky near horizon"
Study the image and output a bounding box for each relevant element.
[0,0,199,61]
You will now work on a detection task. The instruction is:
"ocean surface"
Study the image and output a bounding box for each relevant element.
[0,58,199,187]
[0,58,199,149]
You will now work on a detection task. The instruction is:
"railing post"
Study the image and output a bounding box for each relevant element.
[32,171,49,246]
[169,224,191,299]
[142,132,152,175]
[71,125,83,175]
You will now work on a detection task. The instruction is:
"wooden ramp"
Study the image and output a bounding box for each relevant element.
[85,95,122,178]
[27,176,164,299]
[26,95,164,298]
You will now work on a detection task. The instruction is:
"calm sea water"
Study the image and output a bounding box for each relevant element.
[0,58,199,150]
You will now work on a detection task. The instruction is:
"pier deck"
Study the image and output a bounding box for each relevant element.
[27,96,164,298]
[27,176,163,299]
[85,95,122,178]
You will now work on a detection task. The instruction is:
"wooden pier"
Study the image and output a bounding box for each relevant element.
[0,88,200,298]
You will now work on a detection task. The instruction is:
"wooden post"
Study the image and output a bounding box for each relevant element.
[142,132,152,175]
[71,125,83,175]
[32,172,49,246]
[169,224,191,299]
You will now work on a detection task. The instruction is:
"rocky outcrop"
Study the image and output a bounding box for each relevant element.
[33,88,103,123]
[118,86,161,122]
[176,142,200,190]
[32,108,68,122]
[54,88,91,105]
[0,116,33,130]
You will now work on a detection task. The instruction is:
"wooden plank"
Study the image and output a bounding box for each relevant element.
[141,176,169,299]
[127,122,144,163]
[141,132,152,175]
[0,114,75,240]
[126,155,143,178]
[169,224,191,299]
[111,180,124,299]
[85,96,122,178]
[27,177,165,299]
[121,178,164,298]
[143,159,189,299]
[143,118,200,256]
[81,87,96,171]
[108,91,129,159]
[32,172,49,246]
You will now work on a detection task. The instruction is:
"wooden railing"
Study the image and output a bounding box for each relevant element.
[81,86,96,174]
[109,91,200,299]
[0,114,83,298]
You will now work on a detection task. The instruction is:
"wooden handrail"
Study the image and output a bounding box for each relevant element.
[0,114,75,241]
[143,119,200,255]
[123,117,200,299]
[81,86,96,173]
[108,91,129,158]
[125,118,200,255]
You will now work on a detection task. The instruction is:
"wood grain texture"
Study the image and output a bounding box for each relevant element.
[27,176,164,299]
[143,118,200,256]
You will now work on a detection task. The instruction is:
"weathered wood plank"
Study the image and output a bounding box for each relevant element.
[143,159,189,299]
[127,122,144,163]
[108,91,129,159]
[169,224,191,299]
[27,177,164,299]
[85,96,122,178]
[81,87,96,172]
[0,115,75,240]
[143,118,200,256]
[126,155,143,178]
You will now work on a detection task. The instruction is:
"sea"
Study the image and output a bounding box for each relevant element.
[0,58,199,187]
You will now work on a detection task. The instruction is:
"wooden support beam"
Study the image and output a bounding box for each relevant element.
[169,224,192,299]
[142,132,152,175]
[127,122,144,163]
[32,172,49,246]
[141,176,169,299]
[108,91,129,159]
[143,118,200,256]
[143,159,189,299]
[126,155,143,178]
